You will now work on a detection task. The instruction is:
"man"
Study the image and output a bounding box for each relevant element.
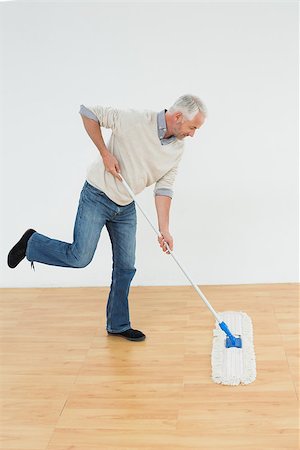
[7,94,206,342]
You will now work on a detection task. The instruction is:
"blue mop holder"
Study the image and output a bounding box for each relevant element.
[219,321,242,348]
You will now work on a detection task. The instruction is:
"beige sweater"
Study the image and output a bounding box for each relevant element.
[82,105,185,206]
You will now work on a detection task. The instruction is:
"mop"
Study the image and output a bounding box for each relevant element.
[119,174,256,386]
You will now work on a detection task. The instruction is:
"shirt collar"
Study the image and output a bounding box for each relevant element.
[157,109,176,145]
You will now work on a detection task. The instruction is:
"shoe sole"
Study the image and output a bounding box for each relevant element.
[7,229,36,268]
[107,332,146,342]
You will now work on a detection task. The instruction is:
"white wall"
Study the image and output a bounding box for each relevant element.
[0,1,298,287]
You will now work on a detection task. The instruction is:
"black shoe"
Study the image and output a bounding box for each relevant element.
[7,229,36,268]
[107,328,146,342]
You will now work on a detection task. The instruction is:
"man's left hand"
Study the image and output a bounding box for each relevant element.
[158,231,173,254]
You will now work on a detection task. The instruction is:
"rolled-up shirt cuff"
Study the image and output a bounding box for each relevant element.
[154,188,173,198]
[79,104,99,122]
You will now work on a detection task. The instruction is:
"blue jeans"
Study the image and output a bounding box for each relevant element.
[26,181,137,333]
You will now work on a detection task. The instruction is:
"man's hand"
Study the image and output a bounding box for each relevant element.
[158,231,173,254]
[102,151,122,181]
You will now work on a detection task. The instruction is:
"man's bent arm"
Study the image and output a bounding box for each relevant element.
[80,115,121,179]
[80,115,109,158]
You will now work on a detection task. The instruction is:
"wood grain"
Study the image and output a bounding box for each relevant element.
[0,284,298,449]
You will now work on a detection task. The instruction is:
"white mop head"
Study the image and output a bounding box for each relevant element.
[211,311,256,385]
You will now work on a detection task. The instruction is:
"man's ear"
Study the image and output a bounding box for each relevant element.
[174,111,183,122]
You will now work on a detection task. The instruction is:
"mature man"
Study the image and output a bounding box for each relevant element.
[7,94,206,341]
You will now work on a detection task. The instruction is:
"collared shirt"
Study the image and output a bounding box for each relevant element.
[157,109,177,145]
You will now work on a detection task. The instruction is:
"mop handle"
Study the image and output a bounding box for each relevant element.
[119,174,222,324]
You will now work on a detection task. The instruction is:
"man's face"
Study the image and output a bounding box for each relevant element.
[173,111,205,140]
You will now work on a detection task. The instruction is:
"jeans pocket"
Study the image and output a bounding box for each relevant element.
[85,181,105,198]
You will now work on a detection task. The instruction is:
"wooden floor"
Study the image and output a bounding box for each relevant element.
[0,284,299,449]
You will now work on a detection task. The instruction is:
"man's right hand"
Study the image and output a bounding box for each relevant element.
[102,151,122,181]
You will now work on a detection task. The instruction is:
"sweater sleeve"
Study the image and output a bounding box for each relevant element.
[79,104,120,130]
[153,164,179,198]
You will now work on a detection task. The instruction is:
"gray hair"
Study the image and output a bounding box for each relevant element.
[168,94,207,120]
